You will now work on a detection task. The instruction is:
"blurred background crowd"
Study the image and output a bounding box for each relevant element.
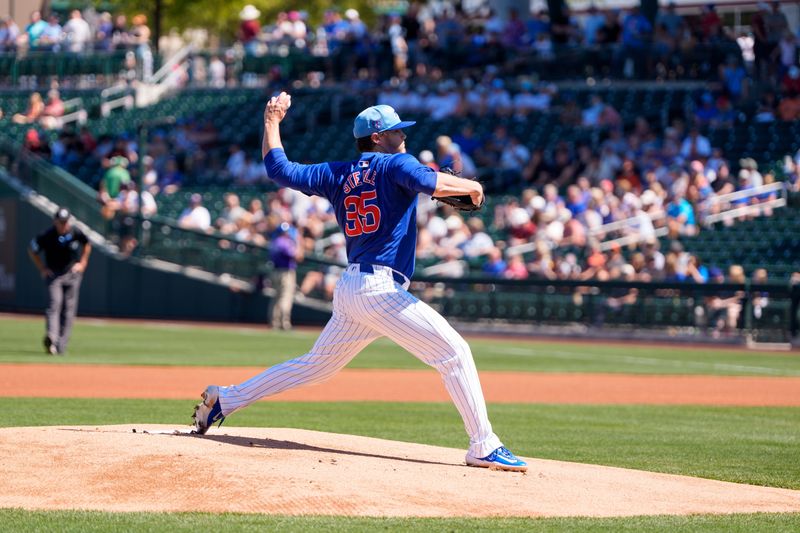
[2,0,800,336]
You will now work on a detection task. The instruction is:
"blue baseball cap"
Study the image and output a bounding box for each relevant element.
[353,104,416,139]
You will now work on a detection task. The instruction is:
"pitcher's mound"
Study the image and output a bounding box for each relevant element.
[1,425,799,517]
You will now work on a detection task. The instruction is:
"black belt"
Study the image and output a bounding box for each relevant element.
[356,263,409,286]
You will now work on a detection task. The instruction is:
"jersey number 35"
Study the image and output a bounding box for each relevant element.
[344,190,381,237]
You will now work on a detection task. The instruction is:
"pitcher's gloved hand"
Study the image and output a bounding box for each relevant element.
[432,167,484,212]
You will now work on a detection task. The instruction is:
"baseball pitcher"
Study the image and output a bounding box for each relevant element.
[193,93,526,472]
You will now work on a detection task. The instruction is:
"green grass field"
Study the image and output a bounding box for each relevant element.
[1,315,799,531]
[0,509,798,533]
[1,315,799,375]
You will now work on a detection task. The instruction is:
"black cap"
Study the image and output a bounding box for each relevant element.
[54,207,71,221]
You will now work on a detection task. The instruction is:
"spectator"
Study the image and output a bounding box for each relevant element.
[241,152,268,185]
[39,13,62,51]
[461,217,494,258]
[754,92,777,122]
[156,158,184,194]
[486,79,513,116]
[680,127,712,160]
[300,233,346,301]
[738,158,763,188]
[504,252,528,279]
[225,144,246,181]
[751,3,770,80]
[387,14,408,76]
[525,10,550,45]
[656,2,683,39]
[499,136,530,175]
[503,8,526,49]
[0,16,20,51]
[616,158,642,193]
[774,31,798,82]
[666,190,697,237]
[104,181,157,256]
[21,10,47,50]
[582,94,622,128]
[98,156,131,206]
[618,6,652,78]
[482,247,507,276]
[111,14,130,49]
[532,31,554,60]
[427,82,460,120]
[452,124,483,160]
[782,64,800,93]
[12,92,45,124]
[178,193,211,231]
[287,11,308,48]
[694,92,719,128]
[778,91,800,122]
[719,56,749,102]
[62,9,92,53]
[713,94,737,127]
[581,95,605,127]
[582,5,606,46]
[751,267,770,320]
[39,89,65,130]
[559,97,583,127]
[23,128,50,157]
[706,264,746,336]
[764,2,789,57]
[95,12,113,50]
[686,255,709,283]
[513,80,551,118]
[595,264,638,325]
[208,56,227,88]
[130,14,153,80]
[238,4,262,56]
[216,193,247,233]
[699,4,722,40]
[596,9,622,45]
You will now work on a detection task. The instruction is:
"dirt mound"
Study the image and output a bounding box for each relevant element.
[1,425,799,517]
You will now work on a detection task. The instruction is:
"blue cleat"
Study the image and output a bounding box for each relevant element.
[466,446,528,472]
[192,385,226,434]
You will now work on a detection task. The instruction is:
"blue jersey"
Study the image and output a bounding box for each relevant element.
[264,148,438,279]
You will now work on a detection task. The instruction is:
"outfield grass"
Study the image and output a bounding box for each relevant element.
[4,398,799,490]
[0,509,798,533]
[1,316,799,376]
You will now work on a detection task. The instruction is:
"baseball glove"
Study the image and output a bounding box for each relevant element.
[432,167,484,212]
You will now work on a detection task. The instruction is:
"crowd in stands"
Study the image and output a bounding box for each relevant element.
[30,64,800,293]
[1,2,795,89]
[224,2,796,84]
[10,89,66,128]
[2,9,154,80]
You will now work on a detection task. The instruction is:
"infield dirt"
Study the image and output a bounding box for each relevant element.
[1,364,800,405]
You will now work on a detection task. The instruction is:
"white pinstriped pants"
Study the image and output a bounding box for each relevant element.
[218,263,503,458]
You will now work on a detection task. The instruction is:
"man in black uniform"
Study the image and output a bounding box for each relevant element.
[27,207,91,355]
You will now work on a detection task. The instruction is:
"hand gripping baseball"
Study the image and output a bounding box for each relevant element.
[265,92,292,124]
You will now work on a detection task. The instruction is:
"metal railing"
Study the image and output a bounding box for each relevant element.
[700,182,787,226]
[591,211,669,252]
[0,50,131,85]
[2,142,107,231]
[100,84,135,117]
